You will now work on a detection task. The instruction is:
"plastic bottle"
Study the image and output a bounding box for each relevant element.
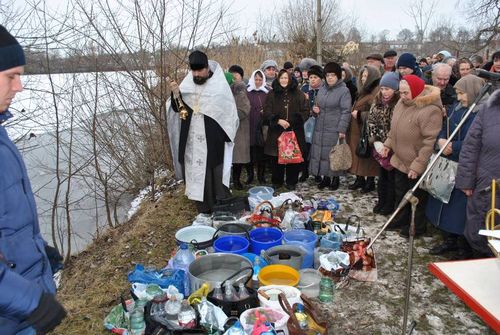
[177,300,197,329]
[212,283,224,301]
[172,243,195,295]
[129,299,147,335]
[165,295,181,315]
[223,280,238,301]
[261,321,278,335]
[199,297,218,334]
[238,282,250,300]
[294,303,309,329]
[227,320,245,335]
[252,257,261,290]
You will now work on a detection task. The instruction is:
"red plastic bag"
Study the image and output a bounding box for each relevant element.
[277,131,304,164]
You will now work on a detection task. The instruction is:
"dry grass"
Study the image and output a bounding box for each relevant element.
[52,185,196,335]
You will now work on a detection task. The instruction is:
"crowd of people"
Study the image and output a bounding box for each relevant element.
[170,49,500,262]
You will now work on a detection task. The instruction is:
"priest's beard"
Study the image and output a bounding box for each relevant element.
[193,76,209,85]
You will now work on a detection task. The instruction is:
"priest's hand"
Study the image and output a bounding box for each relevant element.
[169,80,180,96]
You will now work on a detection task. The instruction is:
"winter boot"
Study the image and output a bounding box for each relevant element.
[329,176,340,190]
[318,177,331,190]
[361,177,375,193]
[348,176,365,190]
[429,235,458,255]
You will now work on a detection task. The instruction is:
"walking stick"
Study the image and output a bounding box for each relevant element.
[364,82,492,334]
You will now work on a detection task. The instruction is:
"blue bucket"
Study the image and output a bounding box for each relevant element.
[283,229,318,268]
[249,228,283,254]
[213,235,249,255]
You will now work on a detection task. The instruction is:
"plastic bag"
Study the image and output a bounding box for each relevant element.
[127,264,185,295]
[420,154,457,204]
[104,300,133,334]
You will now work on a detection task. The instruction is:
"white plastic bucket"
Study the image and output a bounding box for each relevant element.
[258,285,303,313]
[297,268,322,298]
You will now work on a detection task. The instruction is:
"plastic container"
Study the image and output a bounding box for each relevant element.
[257,285,302,313]
[283,229,318,268]
[297,269,322,298]
[129,299,147,335]
[173,243,196,296]
[250,228,283,255]
[175,225,216,249]
[213,235,249,255]
[263,245,305,270]
[239,307,289,335]
[258,264,300,287]
[248,186,274,200]
[320,232,343,250]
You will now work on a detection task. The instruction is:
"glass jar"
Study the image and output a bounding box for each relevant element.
[318,277,334,303]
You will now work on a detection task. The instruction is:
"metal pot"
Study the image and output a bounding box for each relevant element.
[213,222,253,238]
[188,253,253,292]
[263,245,306,270]
[175,225,216,250]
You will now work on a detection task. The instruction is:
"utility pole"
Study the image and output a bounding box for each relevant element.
[316,0,322,64]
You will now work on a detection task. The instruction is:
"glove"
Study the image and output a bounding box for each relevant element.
[26,293,67,334]
[44,244,64,274]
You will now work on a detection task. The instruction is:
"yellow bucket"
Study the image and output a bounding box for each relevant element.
[258,264,300,287]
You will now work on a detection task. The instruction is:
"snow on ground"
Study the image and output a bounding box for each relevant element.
[293,176,492,335]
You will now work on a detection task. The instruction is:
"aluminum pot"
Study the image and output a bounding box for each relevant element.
[263,245,306,270]
[213,222,253,238]
[188,253,253,292]
[175,225,216,250]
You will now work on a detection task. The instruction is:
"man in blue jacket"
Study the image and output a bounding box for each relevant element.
[0,25,66,335]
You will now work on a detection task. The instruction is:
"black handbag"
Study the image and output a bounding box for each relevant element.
[355,119,371,158]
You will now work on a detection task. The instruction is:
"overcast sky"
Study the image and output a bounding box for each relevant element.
[231,0,465,40]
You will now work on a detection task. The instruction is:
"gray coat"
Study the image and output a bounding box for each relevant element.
[456,89,500,255]
[231,81,251,163]
[309,80,352,177]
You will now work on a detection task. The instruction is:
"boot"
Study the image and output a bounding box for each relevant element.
[373,202,384,214]
[318,176,331,190]
[245,163,254,185]
[299,161,309,182]
[378,205,395,215]
[451,236,473,260]
[257,162,267,184]
[315,176,322,183]
[329,176,340,190]
[348,176,365,190]
[429,235,458,255]
[361,177,375,193]
[232,164,243,190]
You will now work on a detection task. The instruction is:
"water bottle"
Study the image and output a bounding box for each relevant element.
[129,299,147,335]
[252,257,261,290]
[261,321,278,335]
[319,277,335,303]
[227,320,245,335]
[212,283,224,301]
[294,303,309,329]
[224,280,238,301]
[172,243,195,295]
[177,300,196,329]
[238,282,250,300]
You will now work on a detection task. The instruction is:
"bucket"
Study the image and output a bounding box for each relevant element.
[283,229,318,268]
[263,245,305,270]
[188,253,252,292]
[212,215,239,229]
[213,235,249,255]
[258,264,300,287]
[257,285,302,313]
[248,186,274,200]
[213,223,253,238]
[297,268,322,298]
[175,225,216,249]
[249,228,283,254]
[320,232,343,250]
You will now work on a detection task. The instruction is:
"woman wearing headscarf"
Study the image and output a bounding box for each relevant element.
[309,62,352,189]
[426,75,488,258]
[263,69,308,190]
[381,75,443,237]
[456,84,500,258]
[367,72,400,215]
[246,69,269,184]
[227,68,251,190]
[341,65,357,106]
[347,65,381,192]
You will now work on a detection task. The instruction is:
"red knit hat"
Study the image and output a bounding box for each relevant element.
[402,74,425,99]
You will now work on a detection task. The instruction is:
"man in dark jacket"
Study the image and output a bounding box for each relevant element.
[0,25,66,335]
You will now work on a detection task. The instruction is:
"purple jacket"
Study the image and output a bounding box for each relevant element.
[456,89,500,254]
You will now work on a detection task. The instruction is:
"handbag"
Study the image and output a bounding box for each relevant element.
[355,119,371,158]
[420,153,458,204]
[372,149,393,171]
[278,130,304,164]
[329,138,352,171]
[278,293,328,335]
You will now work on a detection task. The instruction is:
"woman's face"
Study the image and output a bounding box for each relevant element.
[341,70,346,80]
[380,86,396,100]
[279,72,289,88]
[325,73,338,86]
[459,63,472,77]
[360,70,368,85]
[399,80,413,102]
[456,88,468,107]
[308,74,322,88]
[254,74,263,88]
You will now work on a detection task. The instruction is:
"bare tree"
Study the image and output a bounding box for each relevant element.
[463,0,500,50]
[405,0,438,50]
